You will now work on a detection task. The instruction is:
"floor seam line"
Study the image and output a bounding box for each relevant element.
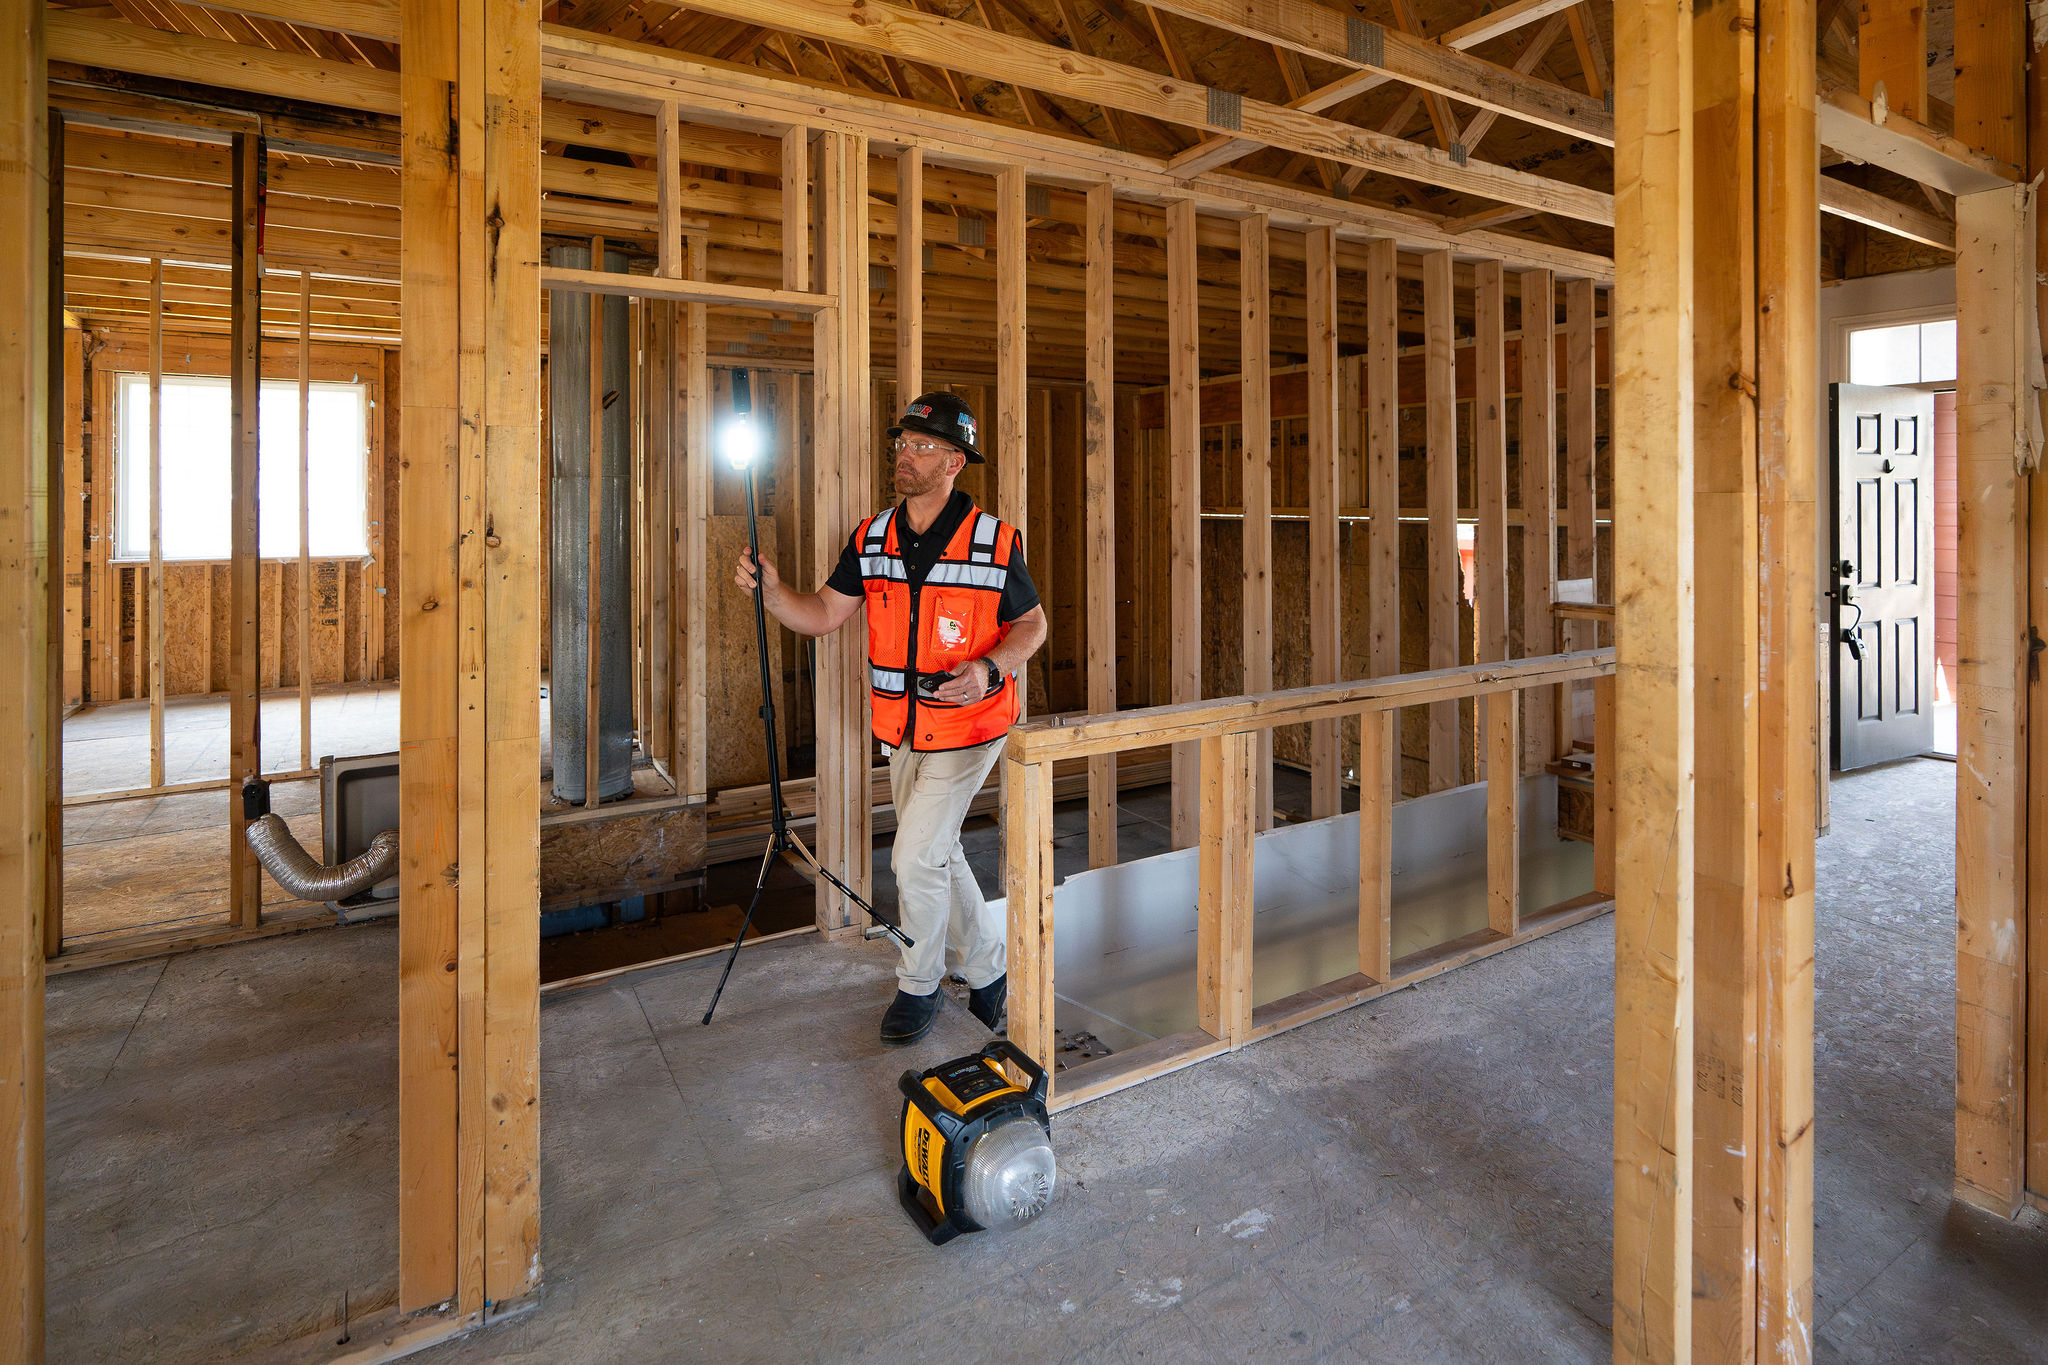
[98,957,170,1088]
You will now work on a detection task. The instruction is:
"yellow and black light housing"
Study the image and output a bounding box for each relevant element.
[897,1040,1056,1245]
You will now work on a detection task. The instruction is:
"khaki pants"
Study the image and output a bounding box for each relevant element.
[887,736,1007,995]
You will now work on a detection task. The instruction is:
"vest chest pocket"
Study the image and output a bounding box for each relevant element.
[923,590,981,668]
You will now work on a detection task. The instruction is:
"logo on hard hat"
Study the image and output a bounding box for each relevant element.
[909,403,932,418]
[958,415,976,443]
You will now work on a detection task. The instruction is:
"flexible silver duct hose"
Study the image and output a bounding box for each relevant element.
[244,814,398,902]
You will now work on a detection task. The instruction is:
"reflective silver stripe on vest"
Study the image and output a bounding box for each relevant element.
[924,561,1007,590]
[870,666,905,693]
[969,511,1000,564]
[860,556,907,581]
[863,507,894,554]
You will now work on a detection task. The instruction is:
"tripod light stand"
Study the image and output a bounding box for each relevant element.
[702,368,913,1025]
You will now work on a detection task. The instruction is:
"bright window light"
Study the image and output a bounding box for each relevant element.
[1847,318,1956,387]
[116,374,371,560]
[1919,318,1957,383]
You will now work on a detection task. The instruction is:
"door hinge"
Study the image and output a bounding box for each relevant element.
[2030,625,2046,683]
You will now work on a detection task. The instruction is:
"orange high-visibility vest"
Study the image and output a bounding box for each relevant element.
[857,503,1021,752]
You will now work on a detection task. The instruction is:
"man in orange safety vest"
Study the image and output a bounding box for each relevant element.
[735,392,1048,1044]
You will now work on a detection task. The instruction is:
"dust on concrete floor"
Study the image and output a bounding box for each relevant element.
[42,757,2048,1362]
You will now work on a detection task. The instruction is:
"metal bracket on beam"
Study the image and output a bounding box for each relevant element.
[1206,87,1243,132]
[1025,183,1051,216]
[1347,17,1384,68]
[956,216,986,246]
[1449,143,1468,166]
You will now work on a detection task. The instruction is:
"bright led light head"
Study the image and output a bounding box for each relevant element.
[721,367,759,469]
[720,413,761,470]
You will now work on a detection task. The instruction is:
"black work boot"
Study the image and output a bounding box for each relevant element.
[967,974,1007,1032]
[880,989,942,1045]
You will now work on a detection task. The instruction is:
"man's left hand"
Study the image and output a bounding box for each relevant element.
[931,659,992,705]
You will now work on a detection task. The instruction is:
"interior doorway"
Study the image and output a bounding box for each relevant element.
[1833,314,1958,762]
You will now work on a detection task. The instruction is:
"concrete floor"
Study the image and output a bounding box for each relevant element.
[63,683,403,796]
[42,758,2048,1362]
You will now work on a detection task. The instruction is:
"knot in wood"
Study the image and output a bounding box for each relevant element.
[421,596,438,612]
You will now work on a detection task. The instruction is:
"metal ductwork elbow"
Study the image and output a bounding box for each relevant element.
[244,813,399,903]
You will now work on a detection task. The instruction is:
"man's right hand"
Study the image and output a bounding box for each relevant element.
[735,547,781,598]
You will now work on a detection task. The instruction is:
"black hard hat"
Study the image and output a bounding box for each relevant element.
[888,391,984,464]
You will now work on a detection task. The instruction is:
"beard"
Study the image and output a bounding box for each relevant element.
[894,463,946,498]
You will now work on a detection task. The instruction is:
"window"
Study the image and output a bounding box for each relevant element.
[1847,318,1957,387]
[116,374,370,560]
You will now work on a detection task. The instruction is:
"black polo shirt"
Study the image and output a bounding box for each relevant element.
[825,490,1040,623]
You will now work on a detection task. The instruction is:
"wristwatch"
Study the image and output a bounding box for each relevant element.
[981,657,1002,691]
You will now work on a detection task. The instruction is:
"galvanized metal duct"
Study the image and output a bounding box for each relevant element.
[547,244,635,804]
[245,814,398,903]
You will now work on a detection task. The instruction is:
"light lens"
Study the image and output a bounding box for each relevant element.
[720,413,761,469]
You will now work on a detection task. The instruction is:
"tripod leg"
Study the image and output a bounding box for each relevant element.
[701,838,780,1025]
[786,829,915,949]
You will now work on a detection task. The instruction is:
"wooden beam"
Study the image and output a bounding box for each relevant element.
[2029,0,2048,1223]
[1756,0,1818,1349]
[1366,237,1398,681]
[1517,268,1556,774]
[1197,729,1256,1047]
[1167,0,1584,178]
[396,0,543,1314]
[1306,225,1340,820]
[896,145,923,397]
[1004,753,1056,1090]
[1612,0,1696,1353]
[47,11,403,117]
[1455,13,1570,158]
[1858,0,1927,123]
[656,102,681,277]
[539,27,1617,280]
[651,0,1616,223]
[1560,275,1597,753]
[1484,691,1518,935]
[1474,260,1508,666]
[1009,649,1613,762]
[1167,197,1201,848]
[1817,81,2014,194]
[45,115,66,958]
[1240,214,1274,833]
[997,165,1028,540]
[1357,707,1394,981]
[781,127,810,291]
[296,271,314,773]
[1953,183,2032,1216]
[1952,0,2024,175]
[1,4,49,1353]
[148,260,166,790]
[1085,182,1117,867]
[1818,174,1955,252]
[811,130,872,933]
[538,267,831,313]
[675,233,705,803]
[175,0,402,44]
[1423,249,1457,792]
[1691,0,1761,1348]
[1143,0,1611,145]
[226,131,262,932]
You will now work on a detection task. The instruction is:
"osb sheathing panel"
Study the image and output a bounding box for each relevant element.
[105,559,374,698]
[539,805,708,910]
[706,515,785,790]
